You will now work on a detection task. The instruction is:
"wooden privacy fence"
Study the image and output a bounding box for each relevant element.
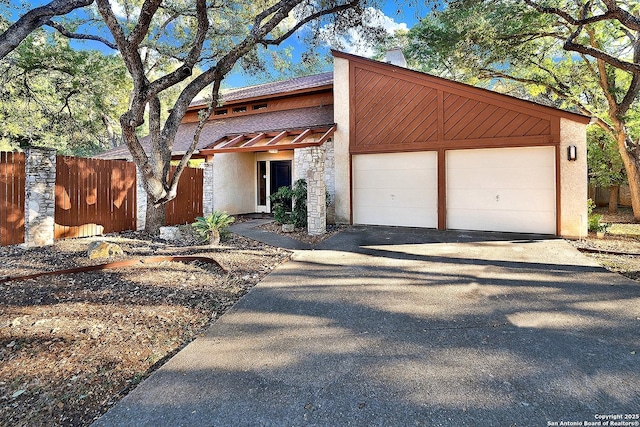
[166,165,203,225]
[0,152,25,246]
[1,150,204,246]
[55,156,137,239]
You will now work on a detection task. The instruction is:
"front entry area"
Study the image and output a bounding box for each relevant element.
[256,159,292,213]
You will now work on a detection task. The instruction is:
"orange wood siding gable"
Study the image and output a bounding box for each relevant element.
[333,51,589,154]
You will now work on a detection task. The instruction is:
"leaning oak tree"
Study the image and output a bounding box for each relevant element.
[85,0,370,233]
[522,0,640,218]
[0,0,374,232]
[405,0,640,219]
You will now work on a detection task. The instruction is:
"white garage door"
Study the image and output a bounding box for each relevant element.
[446,146,556,234]
[352,152,438,228]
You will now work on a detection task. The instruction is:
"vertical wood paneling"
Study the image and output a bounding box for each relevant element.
[165,166,203,226]
[55,156,137,239]
[0,152,25,246]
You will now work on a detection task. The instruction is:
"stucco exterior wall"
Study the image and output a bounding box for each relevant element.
[560,118,588,239]
[213,153,254,215]
[333,56,351,224]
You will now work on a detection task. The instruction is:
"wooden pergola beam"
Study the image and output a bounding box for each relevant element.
[241,133,266,147]
[289,128,312,145]
[219,134,246,149]
[316,125,336,145]
[266,130,289,146]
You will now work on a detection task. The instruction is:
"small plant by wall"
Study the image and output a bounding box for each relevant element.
[270,179,307,228]
[587,198,609,233]
[192,210,235,245]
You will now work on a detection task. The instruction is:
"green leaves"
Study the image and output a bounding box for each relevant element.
[192,211,235,244]
[0,29,131,155]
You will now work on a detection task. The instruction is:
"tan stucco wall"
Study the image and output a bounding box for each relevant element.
[560,118,588,239]
[333,56,351,224]
[213,152,254,214]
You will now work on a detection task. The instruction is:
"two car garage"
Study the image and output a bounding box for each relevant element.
[352,147,557,234]
[334,51,589,238]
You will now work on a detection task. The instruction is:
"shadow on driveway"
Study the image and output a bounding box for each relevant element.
[94,225,640,427]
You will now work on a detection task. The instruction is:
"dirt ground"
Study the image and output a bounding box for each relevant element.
[2,211,640,427]
[0,228,290,426]
[572,206,640,280]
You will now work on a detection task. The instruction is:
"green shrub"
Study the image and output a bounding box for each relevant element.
[269,179,331,229]
[587,198,608,233]
[270,179,307,228]
[192,211,235,245]
[270,185,294,225]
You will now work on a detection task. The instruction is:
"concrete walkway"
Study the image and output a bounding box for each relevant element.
[94,224,640,426]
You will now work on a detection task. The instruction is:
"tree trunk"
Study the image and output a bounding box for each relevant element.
[608,185,619,213]
[145,203,166,235]
[616,135,640,221]
[209,229,220,246]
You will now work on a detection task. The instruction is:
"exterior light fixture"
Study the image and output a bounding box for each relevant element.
[567,145,577,161]
[268,149,279,154]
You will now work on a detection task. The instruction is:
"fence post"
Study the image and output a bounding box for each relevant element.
[24,147,56,247]
[135,166,147,231]
[202,160,214,217]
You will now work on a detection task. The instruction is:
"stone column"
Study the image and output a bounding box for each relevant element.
[306,145,327,236]
[202,160,215,217]
[323,139,335,225]
[135,166,147,231]
[23,147,56,247]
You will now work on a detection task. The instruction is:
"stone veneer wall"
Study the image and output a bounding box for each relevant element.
[202,161,215,216]
[135,167,148,231]
[23,147,56,247]
[294,143,328,235]
[323,140,335,224]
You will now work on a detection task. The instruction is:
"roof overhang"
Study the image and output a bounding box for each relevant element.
[198,125,336,155]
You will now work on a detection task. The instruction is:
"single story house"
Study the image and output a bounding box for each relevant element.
[99,50,590,238]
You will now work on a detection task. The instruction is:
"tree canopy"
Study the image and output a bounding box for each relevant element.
[1,0,381,232]
[0,29,131,154]
[403,0,640,218]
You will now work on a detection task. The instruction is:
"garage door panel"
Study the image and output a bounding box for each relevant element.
[447,188,556,211]
[354,168,435,190]
[354,153,435,170]
[447,147,556,234]
[353,152,437,228]
[356,206,438,228]
[449,146,552,168]
[447,167,556,190]
[448,209,556,234]
[354,188,436,209]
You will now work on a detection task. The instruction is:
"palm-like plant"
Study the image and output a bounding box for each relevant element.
[192,211,235,245]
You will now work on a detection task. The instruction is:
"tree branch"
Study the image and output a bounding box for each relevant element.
[44,19,117,49]
[0,0,94,59]
[264,0,360,45]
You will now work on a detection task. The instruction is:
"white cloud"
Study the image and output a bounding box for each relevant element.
[319,8,408,58]
[110,2,127,19]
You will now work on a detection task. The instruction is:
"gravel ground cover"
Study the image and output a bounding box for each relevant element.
[572,206,640,280]
[0,230,290,426]
[2,208,639,426]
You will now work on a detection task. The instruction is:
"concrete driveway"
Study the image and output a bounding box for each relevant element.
[94,226,640,427]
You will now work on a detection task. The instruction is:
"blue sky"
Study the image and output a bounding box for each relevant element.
[6,1,430,88]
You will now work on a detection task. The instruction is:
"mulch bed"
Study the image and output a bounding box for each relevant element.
[0,230,290,426]
[571,206,640,281]
[257,221,347,245]
[3,208,640,426]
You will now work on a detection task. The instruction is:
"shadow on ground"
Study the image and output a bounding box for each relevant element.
[94,226,640,427]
